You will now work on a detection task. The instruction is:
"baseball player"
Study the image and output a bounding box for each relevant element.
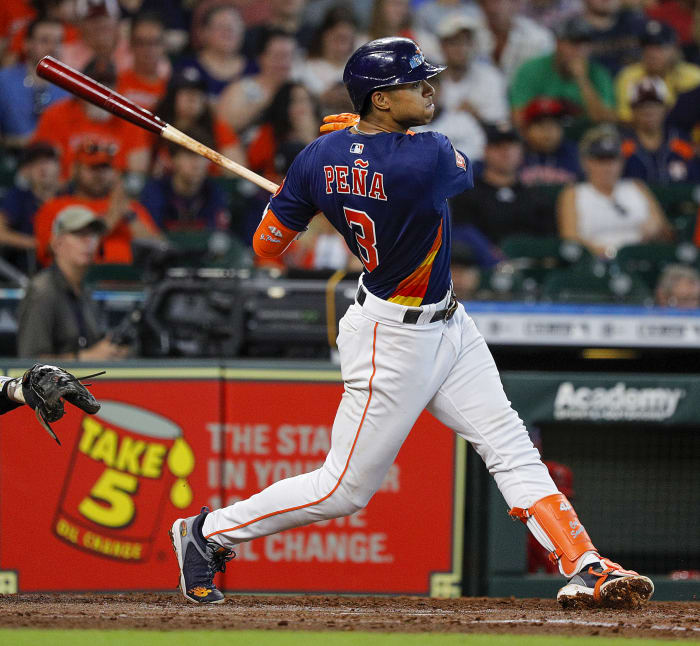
[0,364,101,444]
[170,37,654,609]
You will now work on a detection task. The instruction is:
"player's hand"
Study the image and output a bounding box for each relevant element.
[320,113,360,134]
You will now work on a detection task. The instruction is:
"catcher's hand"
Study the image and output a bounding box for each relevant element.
[320,113,359,134]
[20,364,103,445]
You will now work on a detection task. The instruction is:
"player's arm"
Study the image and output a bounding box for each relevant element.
[432,133,474,207]
[252,152,316,258]
[253,205,303,258]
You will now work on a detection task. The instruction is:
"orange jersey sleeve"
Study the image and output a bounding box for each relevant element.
[253,207,300,258]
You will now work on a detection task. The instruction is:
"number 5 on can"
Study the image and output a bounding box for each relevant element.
[344,207,378,272]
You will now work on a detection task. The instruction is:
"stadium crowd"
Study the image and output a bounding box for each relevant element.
[1,0,700,358]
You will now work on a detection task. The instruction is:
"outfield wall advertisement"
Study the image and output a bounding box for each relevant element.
[0,366,464,597]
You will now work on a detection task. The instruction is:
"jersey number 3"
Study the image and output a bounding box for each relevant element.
[344,207,378,272]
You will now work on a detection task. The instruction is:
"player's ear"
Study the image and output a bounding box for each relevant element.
[370,89,392,113]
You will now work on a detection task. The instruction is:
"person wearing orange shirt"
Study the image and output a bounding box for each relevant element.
[33,140,162,266]
[32,58,151,181]
[116,13,170,112]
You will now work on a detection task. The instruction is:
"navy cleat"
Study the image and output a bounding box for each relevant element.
[557,558,654,609]
[169,506,234,604]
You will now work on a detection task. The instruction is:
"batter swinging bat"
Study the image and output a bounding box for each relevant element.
[35,55,279,194]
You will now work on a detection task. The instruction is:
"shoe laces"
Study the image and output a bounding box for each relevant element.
[206,542,235,578]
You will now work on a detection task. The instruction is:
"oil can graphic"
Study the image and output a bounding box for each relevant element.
[53,401,195,562]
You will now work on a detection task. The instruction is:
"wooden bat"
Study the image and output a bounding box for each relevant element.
[35,55,279,194]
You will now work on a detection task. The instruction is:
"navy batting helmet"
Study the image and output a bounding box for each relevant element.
[343,37,446,113]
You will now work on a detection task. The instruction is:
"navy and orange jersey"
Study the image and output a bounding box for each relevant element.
[267,128,473,305]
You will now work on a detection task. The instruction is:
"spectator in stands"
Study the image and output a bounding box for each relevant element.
[33,59,151,181]
[509,16,616,128]
[297,7,358,114]
[580,0,649,75]
[413,73,487,161]
[217,29,297,135]
[1,0,79,68]
[645,0,697,62]
[0,0,36,63]
[247,82,319,184]
[175,3,246,100]
[302,0,373,32]
[519,97,583,186]
[475,0,555,81]
[654,263,700,308]
[449,242,483,300]
[621,77,700,183]
[140,128,232,233]
[242,0,313,59]
[366,0,440,61]
[521,0,584,30]
[415,0,483,34]
[666,84,700,146]
[0,17,66,148]
[557,124,673,258]
[62,0,121,73]
[151,66,245,176]
[33,140,161,266]
[433,14,509,124]
[615,20,700,122]
[116,13,169,111]
[0,142,61,273]
[18,204,129,360]
[450,124,556,247]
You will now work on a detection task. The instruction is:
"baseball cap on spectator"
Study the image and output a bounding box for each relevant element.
[51,205,107,237]
[629,77,669,108]
[554,15,594,42]
[18,142,59,169]
[484,123,521,144]
[523,97,569,126]
[75,140,117,166]
[579,125,622,159]
[436,14,480,40]
[640,20,677,46]
[170,66,207,92]
[75,0,120,20]
[82,58,117,87]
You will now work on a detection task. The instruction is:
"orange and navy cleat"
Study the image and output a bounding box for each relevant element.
[557,558,654,609]
[169,507,234,604]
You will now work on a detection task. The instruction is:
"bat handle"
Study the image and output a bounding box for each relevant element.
[161,125,279,194]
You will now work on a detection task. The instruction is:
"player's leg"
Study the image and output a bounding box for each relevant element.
[426,306,653,608]
[171,304,445,602]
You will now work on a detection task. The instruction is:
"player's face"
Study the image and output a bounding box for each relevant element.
[384,79,436,127]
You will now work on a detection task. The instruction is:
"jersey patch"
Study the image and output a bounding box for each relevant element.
[350,143,364,154]
[454,148,466,170]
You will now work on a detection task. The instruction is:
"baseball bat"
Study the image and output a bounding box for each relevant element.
[35,55,279,194]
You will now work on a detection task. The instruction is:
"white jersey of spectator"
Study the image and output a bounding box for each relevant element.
[297,58,346,97]
[313,232,351,269]
[574,179,651,253]
[438,59,509,123]
[414,108,486,161]
[475,13,555,80]
[415,0,483,33]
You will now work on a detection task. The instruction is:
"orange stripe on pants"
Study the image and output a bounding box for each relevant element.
[204,322,380,540]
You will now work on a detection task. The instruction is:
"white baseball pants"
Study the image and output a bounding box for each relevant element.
[203,284,558,549]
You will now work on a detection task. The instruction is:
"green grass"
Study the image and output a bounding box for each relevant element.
[0,631,695,646]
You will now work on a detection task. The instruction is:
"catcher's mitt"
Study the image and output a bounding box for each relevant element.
[21,364,103,445]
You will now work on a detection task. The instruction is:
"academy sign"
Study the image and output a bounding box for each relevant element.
[553,382,685,421]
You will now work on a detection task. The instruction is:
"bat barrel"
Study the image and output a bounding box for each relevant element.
[36,56,166,135]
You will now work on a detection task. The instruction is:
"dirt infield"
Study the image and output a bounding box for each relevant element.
[0,594,698,639]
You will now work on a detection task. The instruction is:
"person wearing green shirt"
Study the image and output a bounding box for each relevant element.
[510,15,616,129]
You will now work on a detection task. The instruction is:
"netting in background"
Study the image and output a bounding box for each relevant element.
[539,422,700,575]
